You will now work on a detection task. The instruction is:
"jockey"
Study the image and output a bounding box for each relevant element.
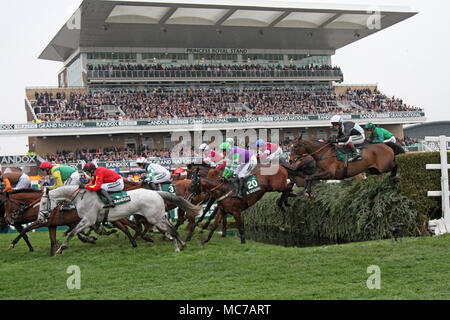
[365,123,397,144]
[255,139,283,163]
[39,161,80,190]
[220,142,257,199]
[0,169,31,193]
[136,157,171,191]
[82,162,124,208]
[329,115,365,161]
[199,143,224,168]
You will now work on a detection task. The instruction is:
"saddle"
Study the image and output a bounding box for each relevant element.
[334,145,363,163]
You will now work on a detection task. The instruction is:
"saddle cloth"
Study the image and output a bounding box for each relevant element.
[231,175,261,196]
[100,191,131,206]
[335,147,362,163]
[161,182,176,194]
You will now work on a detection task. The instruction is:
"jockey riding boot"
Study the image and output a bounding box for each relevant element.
[239,178,247,198]
[233,178,245,199]
[231,178,242,199]
[347,143,361,161]
[149,182,158,191]
[98,189,115,208]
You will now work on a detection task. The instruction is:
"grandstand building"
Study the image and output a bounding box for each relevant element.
[6,0,426,172]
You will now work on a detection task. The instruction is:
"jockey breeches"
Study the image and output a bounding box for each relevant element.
[339,134,365,147]
[100,178,124,192]
[149,171,171,184]
[13,174,31,190]
[384,136,396,143]
[236,155,257,179]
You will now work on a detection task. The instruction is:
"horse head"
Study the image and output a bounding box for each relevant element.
[187,168,201,198]
[289,135,307,164]
[38,187,53,223]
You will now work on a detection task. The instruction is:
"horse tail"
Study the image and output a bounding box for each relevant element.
[157,191,202,220]
[385,142,405,156]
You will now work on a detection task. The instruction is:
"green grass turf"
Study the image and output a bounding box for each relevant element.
[0,226,449,300]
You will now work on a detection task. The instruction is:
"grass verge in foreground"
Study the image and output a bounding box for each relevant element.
[0,228,449,300]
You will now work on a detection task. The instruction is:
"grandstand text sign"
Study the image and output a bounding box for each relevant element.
[0,112,425,132]
[0,155,37,166]
[186,48,248,55]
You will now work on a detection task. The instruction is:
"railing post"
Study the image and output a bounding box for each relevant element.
[425,135,450,235]
[439,135,450,231]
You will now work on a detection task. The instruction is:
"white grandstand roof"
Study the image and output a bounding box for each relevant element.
[39,0,417,62]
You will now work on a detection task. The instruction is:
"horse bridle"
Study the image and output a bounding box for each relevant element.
[291,142,333,163]
[40,187,82,220]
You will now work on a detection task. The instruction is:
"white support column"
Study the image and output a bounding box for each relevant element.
[425,135,450,234]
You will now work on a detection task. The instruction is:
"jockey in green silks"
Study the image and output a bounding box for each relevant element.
[364,122,396,144]
[220,142,257,199]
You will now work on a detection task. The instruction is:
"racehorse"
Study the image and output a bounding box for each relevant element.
[2,190,142,256]
[39,185,202,255]
[288,136,403,196]
[188,164,294,245]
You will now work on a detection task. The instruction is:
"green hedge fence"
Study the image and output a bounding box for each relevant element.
[242,152,447,247]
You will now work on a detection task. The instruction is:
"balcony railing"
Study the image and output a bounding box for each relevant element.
[87,69,343,81]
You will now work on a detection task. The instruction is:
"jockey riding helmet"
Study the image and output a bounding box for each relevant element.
[365,122,375,130]
[83,162,96,173]
[256,139,266,147]
[219,142,232,151]
[330,115,343,127]
[40,161,53,170]
[136,157,148,165]
[199,143,209,152]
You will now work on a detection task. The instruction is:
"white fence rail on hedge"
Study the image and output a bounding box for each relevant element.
[425,135,450,236]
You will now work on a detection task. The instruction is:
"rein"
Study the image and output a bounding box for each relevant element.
[209,182,224,192]
[63,188,81,202]
[293,142,333,162]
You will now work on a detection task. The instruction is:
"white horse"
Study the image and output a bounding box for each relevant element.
[38,185,202,255]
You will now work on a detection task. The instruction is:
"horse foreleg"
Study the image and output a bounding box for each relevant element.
[185,216,197,242]
[56,218,93,256]
[174,210,185,230]
[200,205,219,234]
[201,208,223,245]
[221,213,227,237]
[49,226,58,257]
[13,224,34,252]
[9,221,42,251]
[233,212,246,244]
[112,220,137,248]
[194,198,214,228]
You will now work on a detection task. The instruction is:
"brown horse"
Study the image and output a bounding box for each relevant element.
[288,136,402,196]
[3,189,141,256]
[189,164,295,245]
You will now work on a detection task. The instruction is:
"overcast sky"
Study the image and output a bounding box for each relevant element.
[0,0,448,155]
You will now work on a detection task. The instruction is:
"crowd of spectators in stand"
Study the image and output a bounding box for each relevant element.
[87,63,342,73]
[42,146,173,164]
[339,88,420,113]
[31,86,423,122]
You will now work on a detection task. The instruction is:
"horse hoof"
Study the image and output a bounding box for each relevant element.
[55,249,63,256]
[8,244,15,250]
